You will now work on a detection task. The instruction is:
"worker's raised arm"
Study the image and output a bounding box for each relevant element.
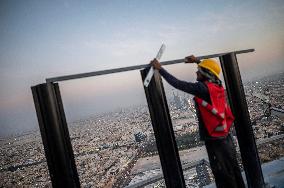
[150,55,200,69]
[149,59,208,98]
[159,68,208,98]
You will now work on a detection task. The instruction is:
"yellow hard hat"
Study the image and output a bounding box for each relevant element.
[198,59,221,78]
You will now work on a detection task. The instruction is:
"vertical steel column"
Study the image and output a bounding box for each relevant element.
[220,53,265,188]
[141,69,186,188]
[31,83,80,188]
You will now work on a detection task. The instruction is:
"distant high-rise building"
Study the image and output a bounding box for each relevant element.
[173,91,183,109]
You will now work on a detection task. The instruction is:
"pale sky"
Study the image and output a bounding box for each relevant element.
[0,0,284,137]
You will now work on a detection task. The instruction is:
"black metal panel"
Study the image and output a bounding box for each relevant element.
[31,83,80,188]
[220,53,265,188]
[141,69,186,188]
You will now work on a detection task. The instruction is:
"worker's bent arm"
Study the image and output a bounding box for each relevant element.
[159,68,208,99]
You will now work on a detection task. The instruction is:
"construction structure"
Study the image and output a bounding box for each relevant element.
[31,49,268,188]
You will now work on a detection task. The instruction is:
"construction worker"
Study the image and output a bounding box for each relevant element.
[150,56,245,188]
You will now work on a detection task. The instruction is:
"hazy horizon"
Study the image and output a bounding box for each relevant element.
[1,0,284,137]
[0,70,283,138]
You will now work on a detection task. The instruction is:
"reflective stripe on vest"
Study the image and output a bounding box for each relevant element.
[195,97,224,120]
[215,123,227,132]
[194,97,227,132]
[201,100,208,107]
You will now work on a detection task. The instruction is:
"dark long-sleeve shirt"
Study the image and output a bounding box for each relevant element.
[159,67,211,140]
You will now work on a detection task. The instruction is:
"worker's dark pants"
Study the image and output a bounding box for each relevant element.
[205,135,246,188]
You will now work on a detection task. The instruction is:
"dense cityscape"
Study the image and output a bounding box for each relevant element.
[0,73,283,187]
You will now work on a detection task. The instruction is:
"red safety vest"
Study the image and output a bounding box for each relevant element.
[194,82,234,137]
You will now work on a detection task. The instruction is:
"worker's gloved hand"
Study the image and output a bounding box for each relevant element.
[150,58,162,70]
[185,55,200,64]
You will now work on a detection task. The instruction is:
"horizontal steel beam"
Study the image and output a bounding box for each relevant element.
[46,49,254,83]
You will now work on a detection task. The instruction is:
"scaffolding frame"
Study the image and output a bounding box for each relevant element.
[31,48,265,188]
